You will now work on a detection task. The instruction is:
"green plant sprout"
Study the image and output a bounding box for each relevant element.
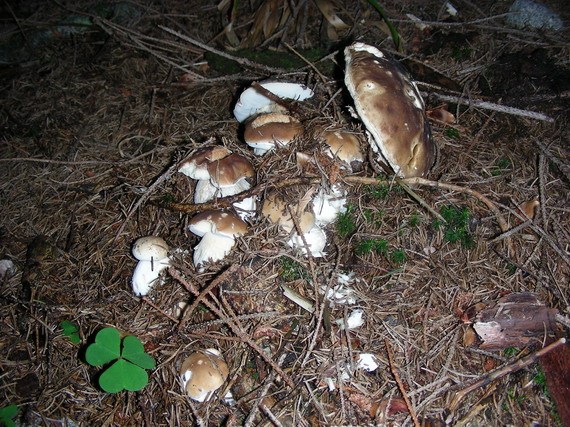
[336,205,357,237]
[365,0,402,52]
[433,206,475,248]
[60,320,80,344]
[0,405,19,427]
[85,328,155,393]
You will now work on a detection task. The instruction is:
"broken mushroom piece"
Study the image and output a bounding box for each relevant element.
[233,80,314,123]
[131,236,170,296]
[344,42,436,178]
[180,349,229,402]
[262,193,327,257]
[178,146,231,180]
[244,113,304,156]
[312,184,348,226]
[188,210,247,270]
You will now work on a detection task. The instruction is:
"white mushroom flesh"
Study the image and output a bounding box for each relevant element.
[233,81,314,122]
[312,184,347,225]
[287,226,327,257]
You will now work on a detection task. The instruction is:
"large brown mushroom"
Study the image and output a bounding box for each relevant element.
[344,42,436,178]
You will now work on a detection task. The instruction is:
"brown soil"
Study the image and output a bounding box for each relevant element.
[1,0,569,426]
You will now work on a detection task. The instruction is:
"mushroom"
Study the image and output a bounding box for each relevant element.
[262,193,327,257]
[178,146,231,180]
[344,42,436,178]
[233,80,314,123]
[131,236,170,296]
[196,154,257,220]
[180,349,229,402]
[188,210,248,270]
[244,113,304,156]
[318,128,365,172]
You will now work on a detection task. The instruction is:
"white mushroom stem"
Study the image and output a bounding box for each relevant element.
[193,232,236,270]
[194,179,219,204]
[132,257,170,296]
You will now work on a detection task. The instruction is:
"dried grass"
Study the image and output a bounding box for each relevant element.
[0,0,569,426]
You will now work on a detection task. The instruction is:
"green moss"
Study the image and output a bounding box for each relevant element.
[336,205,357,237]
[444,127,461,139]
[433,205,475,248]
[279,257,308,281]
[491,157,511,176]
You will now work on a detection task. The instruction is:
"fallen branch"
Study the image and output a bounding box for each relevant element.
[430,92,555,123]
[159,175,510,234]
[446,338,566,419]
[385,339,420,427]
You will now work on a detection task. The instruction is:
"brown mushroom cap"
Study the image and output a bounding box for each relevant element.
[179,146,231,179]
[319,128,365,164]
[344,42,435,178]
[189,210,248,238]
[207,153,255,187]
[261,193,315,233]
[180,349,229,402]
[244,113,304,154]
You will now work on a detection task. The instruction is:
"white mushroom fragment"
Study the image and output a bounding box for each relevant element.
[262,193,327,257]
[233,80,314,123]
[131,236,170,296]
[244,113,304,156]
[188,210,248,270]
[344,42,436,178]
[180,349,229,402]
[312,183,348,225]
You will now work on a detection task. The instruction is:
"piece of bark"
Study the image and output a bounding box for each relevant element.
[539,339,570,426]
[473,293,560,349]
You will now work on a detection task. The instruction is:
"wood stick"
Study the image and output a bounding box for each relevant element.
[446,338,566,416]
[385,339,421,427]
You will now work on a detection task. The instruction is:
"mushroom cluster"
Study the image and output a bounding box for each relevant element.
[130,41,437,289]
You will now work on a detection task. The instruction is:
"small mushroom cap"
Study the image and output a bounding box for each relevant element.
[244,113,304,155]
[344,42,435,178]
[262,193,315,233]
[319,128,365,164]
[180,349,229,402]
[207,153,255,188]
[189,210,248,238]
[179,146,231,180]
[132,236,169,261]
[233,81,314,122]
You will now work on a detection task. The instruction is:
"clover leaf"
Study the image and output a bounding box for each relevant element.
[0,405,19,427]
[85,328,155,393]
[60,320,81,344]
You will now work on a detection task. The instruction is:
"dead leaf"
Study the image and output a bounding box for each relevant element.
[314,0,350,30]
[539,339,570,425]
[427,106,456,123]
